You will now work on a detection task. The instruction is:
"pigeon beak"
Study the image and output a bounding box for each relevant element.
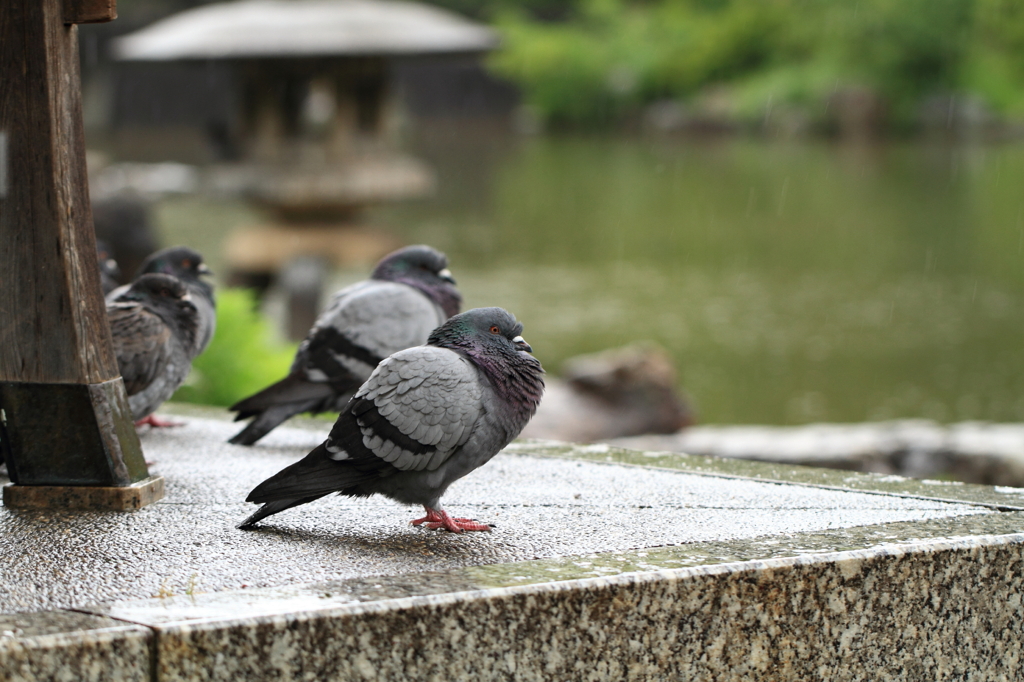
[438,268,456,284]
[181,291,192,302]
[197,263,214,276]
[512,335,532,353]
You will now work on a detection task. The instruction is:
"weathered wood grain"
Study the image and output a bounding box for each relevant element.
[63,0,117,24]
[0,0,120,384]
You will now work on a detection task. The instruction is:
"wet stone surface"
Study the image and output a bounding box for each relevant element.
[0,409,999,615]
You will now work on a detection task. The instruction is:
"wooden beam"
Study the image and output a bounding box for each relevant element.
[0,0,153,503]
[1,0,118,385]
[63,0,117,25]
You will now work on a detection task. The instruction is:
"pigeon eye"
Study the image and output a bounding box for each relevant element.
[489,326,500,334]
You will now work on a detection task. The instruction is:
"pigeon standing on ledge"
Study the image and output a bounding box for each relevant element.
[239,307,544,533]
[108,246,216,359]
[227,245,462,446]
[107,274,199,427]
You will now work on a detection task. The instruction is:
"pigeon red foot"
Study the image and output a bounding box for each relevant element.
[135,414,183,428]
[411,507,491,533]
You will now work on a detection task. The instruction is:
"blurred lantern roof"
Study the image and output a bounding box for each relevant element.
[113,0,499,61]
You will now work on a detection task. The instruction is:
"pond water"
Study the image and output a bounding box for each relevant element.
[157,134,1024,426]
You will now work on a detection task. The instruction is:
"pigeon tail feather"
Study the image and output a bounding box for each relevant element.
[230,373,342,417]
[245,443,386,503]
[228,374,356,445]
[237,495,327,529]
[228,404,318,446]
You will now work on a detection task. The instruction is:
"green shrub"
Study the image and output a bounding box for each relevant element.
[487,0,1024,129]
[172,289,297,407]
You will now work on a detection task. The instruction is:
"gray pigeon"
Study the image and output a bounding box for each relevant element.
[239,307,545,533]
[108,246,215,359]
[228,245,462,446]
[107,273,199,427]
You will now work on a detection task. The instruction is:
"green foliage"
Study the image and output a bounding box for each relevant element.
[172,289,297,408]
[967,0,1024,116]
[488,0,1024,128]
[838,0,973,119]
[490,0,826,126]
[493,19,607,125]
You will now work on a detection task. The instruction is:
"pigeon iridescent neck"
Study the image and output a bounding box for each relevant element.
[429,311,544,421]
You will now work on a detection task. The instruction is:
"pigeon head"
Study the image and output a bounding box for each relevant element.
[371,245,461,318]
[430,307,531,353]
[429,307,544,409]
[137,246,213,296]
[123,273,199,343]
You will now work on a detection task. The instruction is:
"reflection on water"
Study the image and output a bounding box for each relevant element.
[157,135,1024,425]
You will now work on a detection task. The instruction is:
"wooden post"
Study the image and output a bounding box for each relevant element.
[63,0,117,25]
[0,0,163,510]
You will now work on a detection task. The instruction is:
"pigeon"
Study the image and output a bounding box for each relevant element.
[239,307,545,533]
[96,240,122,296]
[92,194,161,285]
[108,246,215,359]
[107,273,199,427]
[227,245,462,446]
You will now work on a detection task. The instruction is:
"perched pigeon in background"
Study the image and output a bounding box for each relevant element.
[107,273,199,427]
[227,245,462,446]
[96,240,121,296]
[92,194,160,285]
[239,307,544,533]
[108,246,216,358]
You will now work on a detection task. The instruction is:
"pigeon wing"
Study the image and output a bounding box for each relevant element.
[327,347,483,473]
[296,282,445,383]
[108,302,173,395]
[245,348,481,505]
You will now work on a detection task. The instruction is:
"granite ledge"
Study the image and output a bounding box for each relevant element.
[157,403,1024,509]
[5,407,1024,680]
[79,510,1024,625]
[78,530,1024,682]
[0,611,151,682]
[4,511,1023,680]
[505,440,1024,511]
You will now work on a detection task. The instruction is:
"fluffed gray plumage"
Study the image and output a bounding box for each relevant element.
[239,307,545,533]
[107,246,215,359]
[227,245,462,446]
[108,273,199,424]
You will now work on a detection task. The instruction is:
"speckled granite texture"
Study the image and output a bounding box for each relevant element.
[0,611,150,682]
[142,536,1024,681]
[3,408,1024,680]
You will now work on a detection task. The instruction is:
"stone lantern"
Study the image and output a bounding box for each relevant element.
[113,0,497,334]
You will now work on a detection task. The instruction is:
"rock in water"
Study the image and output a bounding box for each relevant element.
[228,245,461,446]
[522,343,694,442]
[239,307,544,533]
